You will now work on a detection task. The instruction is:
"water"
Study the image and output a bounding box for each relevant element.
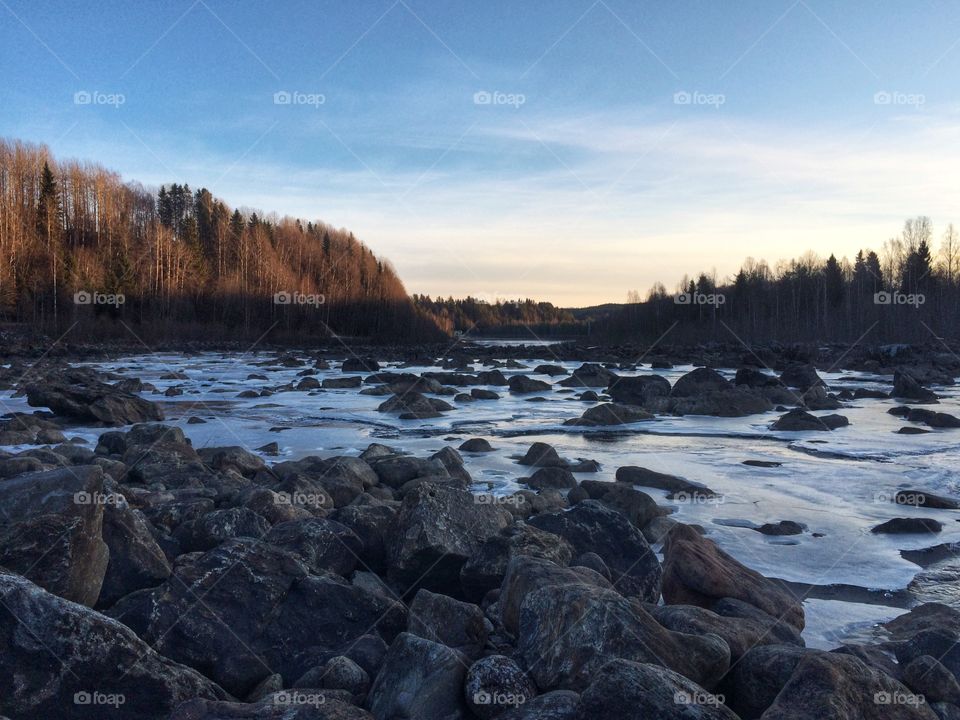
[2,350,957,649]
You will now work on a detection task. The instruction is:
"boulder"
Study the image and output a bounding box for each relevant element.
[366,633,469,720]
[662,523,804,631]
[198,446,266,476]
[667,387,772,417]
[576,659,738,719]
[894,370,939,402]
[175,507,272,552]
[718,644,811,718]
[516,582,730,691]
[517,443,567,468]
[509,376,552,394]
[408,589,489,659]
[872,518,943,535]
[528,501,661,601]
[264,517,362,576]
[577,480,660,529]
[770,409,848,431]
[388,482,511,597]
[98,494,171,608]
[25,368,164,425]
[558,364,619,388]
[616,465,716,497]
[0,570,224,720]
[523,467,577,490]
[607,374,672,406]
[903,655,960,705]
[170,694,373,719]
[465,655,536,720]
[780,363,825,392]
[565,403,653,426]
[671,368,731,397]
[0,465,110,606]
[377,392,452,418]
[460,438,494,453]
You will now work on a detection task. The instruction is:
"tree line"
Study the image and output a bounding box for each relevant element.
[601,216,960,345]
[0,138,441,343]
[413,295,580,337]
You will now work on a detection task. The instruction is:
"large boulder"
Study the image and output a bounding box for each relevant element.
[0,570,224,719]
[669,388,773,418]
[108,538,406,696]
[378,392,453,418]
[366,633,469,720]
[574,481,660,530]
[388,481,511,597]
[0,465,110,606]
[517,443,567,469]
[465,655,536,720]
[175,507,272,552]
[25,368,163,425]
[662,524,804,631]
[894,370,938,402]
[408,589,489,660]
[565,403,654,426]
[558,364,619,388]
[779,363,825,392]
[718,644,811,718]
[528,500,661,601]
[264,517,362,577]
[607,375,671,406]
[516,582,730,691]
[508,376,552,394]
[770,409,848,431]
[671,368,731,397]
[576,659,738,719]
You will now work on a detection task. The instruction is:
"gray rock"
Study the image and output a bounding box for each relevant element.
[408,589,489,659]
[465,655,536,720]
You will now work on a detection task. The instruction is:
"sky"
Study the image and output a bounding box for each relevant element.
[2,0,960,306]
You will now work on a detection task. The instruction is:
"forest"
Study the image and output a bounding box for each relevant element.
[601,216,960,345]
[0,138,441,344]
[412,295,580,337]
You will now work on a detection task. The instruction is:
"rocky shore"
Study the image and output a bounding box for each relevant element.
[0,342,959,719]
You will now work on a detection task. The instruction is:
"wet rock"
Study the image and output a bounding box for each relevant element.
[770,409,849,431]
[642,515,681,543]
[558,363,618,388]
[895,370,939,402]
[0,465,109,606]
[366,633,468,720]
[509,375,552,394]
[342,357,380,373]
[756,520,804,536]
[872,518,943,535]
[471,388,500,400]
[662,523,804,631]
[516,582,729,691]
[369,455,448,489]
[25,367,164,425]
[735,367,784,388]
[718,643,811,718]
[517,442,567,468]
[465,655,536,719]
[523,467,577,490]
[377,392,453,418]
[528,500,661,601]
[460,438,494,453]
[903,655,960,705]
[408,589,490,659]
[907,408,960,428]
[671,367,731,397]
[780,363,825,392]
[534,364,567,376]
[577,659,738,719]
[607,374,672,406]
[0,570,225,720]
[565,403,653,426]
[577,480,660,529]
[616,465,716,497]
[388,481,511,597]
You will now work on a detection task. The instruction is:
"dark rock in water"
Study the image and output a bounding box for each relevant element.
[780,363,825,392]
[377,392,452,418]
[460,525,574,602]
[761,651,936,720]
[198,445,267,476]
[108,538,406,696]
[528,500,662,601]
[472,388,500,400]
[175,507,272,552]
[902,655,960,705]
[607,374,671,405]
[735,366,784,388]
[0,465,109,606]
[667,387,773,417]
[902,543,960,568]
[742,459,782,467]
[342,357,380,372]
[564,402,654,426]
[296,376,321,390]
[771,409,848,431]
[509,375,552,394]
[464,655,536,720]
[886,604,960,640]
[579,390,599,401]
[894,370,939,402]
[872,518,943,535]
[854,387,889,399]
[523,467,577,490]
[171,694,372,719]
[890,405,913,417]
[577,480,660,529]
[662,523,804,631]
[323,376,363,389]
[517,442,567,468]
[366,633,468,720]
[616,466,716,497]
[895,490,960,510]
[558,363,619,388]
[898,426,931,434]
[756,520,804,536]
[257,441,280,455]
[408,588,489,660]
[0,569,225,720]
[264,517,362,577]
[670,367,731,397]
[577,659,738,719]
[895,627,960,683]
[907,407,960,428]
[460,438,494,453]
[369,455,448,489]
[534,364,567,376]
[25,367,164,425]
[516,581,730,691]
[98,494,171,608]
[388,481,511,597]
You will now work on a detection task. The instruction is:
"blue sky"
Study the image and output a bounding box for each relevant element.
[2,0,960,305]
